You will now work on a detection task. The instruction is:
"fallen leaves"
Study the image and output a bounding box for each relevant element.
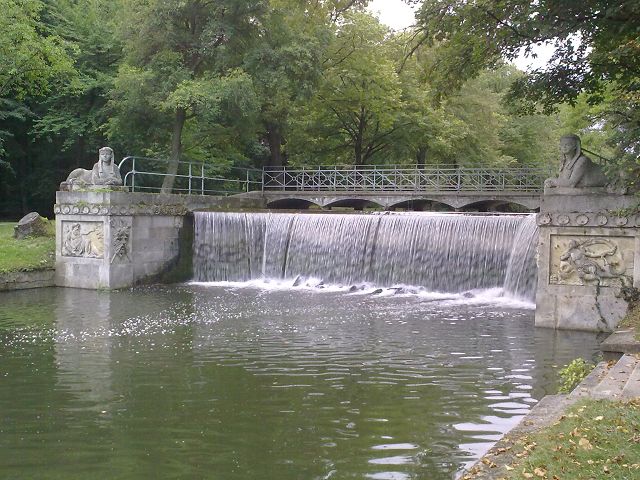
[578,437,593,450]
[533,466,547,477]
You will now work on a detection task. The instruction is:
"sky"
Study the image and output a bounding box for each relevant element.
[366,0,554,71]
[367,0,416,31]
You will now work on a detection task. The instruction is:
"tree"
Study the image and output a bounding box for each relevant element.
[0,0,76,216]
[444,66,559,169]
[110,0,265,193]
[413,0,639,108]
[288,12,405,167]
[31,0,122,167]
[392,34,465,167]
[0,0,75,101]
[242,1,333,167]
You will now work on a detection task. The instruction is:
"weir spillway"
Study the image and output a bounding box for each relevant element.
[193,212,538,302]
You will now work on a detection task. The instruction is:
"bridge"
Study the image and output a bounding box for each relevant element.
[118,157,548,212]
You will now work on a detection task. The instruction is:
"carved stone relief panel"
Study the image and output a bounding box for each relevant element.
[549,235,634,287]
[110,218,132,264]
[61,221,104,258]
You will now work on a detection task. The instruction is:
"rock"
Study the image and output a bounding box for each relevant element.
[371,288,383,295]
[292,275,303,287]
[14,212,48,239]
[348,285,358,292]
[463,291,474,298]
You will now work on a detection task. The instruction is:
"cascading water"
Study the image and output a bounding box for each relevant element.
[193,212,539,301]
[503,215,539,302]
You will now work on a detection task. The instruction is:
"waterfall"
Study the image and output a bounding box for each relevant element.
[503,215,539,302]
[194,212,538,299]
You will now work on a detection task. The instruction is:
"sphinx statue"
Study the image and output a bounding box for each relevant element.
[544,134,608,193]
[60,147,123,191]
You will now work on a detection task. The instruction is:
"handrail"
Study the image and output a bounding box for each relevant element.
[118,156,262,195]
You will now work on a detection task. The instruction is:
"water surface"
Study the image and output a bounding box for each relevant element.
[0,286,602,479]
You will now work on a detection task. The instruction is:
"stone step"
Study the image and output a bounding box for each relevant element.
[621,358,640,399]
[591,354,640,400]
[568,361,609,400]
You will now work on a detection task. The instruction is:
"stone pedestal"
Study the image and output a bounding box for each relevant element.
[536,192,640,331]
[55,191,190,289]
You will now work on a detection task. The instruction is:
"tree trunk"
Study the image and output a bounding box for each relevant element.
[266,123,284,167]
[416,146,427,168]
[161,107,186,194]
[354,107,366,167]
[354,138,363,167]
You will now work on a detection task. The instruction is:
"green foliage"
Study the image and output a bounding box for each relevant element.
[0,221,55,273]
[415,0,640,108]
[108,0,267,192]
[558,358,594,394]
[414,0,640,189]
[288,12,406,166]
[0,0,76,160]
[0,0,76,100]
[242,0,333,166]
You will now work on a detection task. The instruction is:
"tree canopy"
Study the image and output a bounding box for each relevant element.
[413,0,640,186]
[1,0,633,218]
[413,0,639,109]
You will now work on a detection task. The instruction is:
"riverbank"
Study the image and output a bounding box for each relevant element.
[0,221,55,290]
[462,352,640,479]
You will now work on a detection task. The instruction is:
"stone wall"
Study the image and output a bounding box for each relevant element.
[536,192,640,331]
[0,270,55,291]
[54,191,264,289]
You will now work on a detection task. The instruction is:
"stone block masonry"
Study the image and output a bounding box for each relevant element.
[54,191,265,289]
[536,192,640,331]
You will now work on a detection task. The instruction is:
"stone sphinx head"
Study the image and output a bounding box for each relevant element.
[99,146,114,163]
[98,147,115,174]
[559,134,581,158]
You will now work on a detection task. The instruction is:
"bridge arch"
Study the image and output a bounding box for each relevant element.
[458,199,538,213]
[324,198,385,210]
[266,198,320,210]
[387,198,455,212]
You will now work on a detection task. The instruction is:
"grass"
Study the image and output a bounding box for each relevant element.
[501,399,640,479]
[0,221,55,274]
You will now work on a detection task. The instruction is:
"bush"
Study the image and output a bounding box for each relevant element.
[558,358,594,394]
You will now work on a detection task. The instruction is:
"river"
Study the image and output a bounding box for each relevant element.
[0,285,602,479]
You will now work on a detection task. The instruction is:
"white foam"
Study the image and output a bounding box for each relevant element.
[188,279,535,309]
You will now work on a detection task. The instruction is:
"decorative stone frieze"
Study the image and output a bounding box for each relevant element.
[54,203,189,217]
[537,212,639,228]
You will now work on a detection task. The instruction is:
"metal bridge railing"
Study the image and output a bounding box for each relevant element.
[116,157,549,195]
[261,166,549,193]
[118,156,262,195]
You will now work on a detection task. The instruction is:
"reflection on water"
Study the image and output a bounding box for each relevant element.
[0,286,603,479]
